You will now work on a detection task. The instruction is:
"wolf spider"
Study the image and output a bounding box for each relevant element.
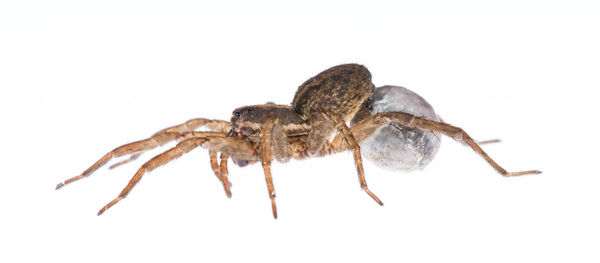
[56,64,541,218]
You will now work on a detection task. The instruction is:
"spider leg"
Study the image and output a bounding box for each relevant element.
[340,112,541,176]
[111,119,233,170]
[157,118,231,134]
[477,139,501,145]
[56,132,182,190]
[56,118,231,189]
[209,151,231,198]
[219,153,232,197]
[429,116,501,145]
[209,151,223,180]
[109,153,143,169]
[97,136,257,215]
[326,113,384,206]
[259,117,278,219]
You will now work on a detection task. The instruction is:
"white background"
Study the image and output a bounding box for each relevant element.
[1,1,599,262]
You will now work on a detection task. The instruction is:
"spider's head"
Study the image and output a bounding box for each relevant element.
[229,104,309,167]
[229,105,289,167]
[230,106,264,138]
[230,104,307,138]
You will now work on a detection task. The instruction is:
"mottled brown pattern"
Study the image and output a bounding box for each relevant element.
[293,64,374,123]
[292,64,375,154]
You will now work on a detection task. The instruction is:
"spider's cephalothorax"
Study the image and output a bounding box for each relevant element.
[56,63,541,219]
[228,104,310,167]
[230,104,309,141]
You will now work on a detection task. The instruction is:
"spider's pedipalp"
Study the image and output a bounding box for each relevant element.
[209,150,231,198]
[209,151,223,181]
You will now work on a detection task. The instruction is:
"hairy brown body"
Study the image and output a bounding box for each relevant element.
[293,64,374,122]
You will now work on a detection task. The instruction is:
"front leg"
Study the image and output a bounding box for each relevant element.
[97,136,257,215]
[209,151,231,198]
[56,118,231,189]
[259,117,279,219]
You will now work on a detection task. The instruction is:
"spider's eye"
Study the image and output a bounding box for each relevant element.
[234,112,240,118]
[247,110,253,115]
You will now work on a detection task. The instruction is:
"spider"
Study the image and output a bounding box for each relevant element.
[56,64,541,218]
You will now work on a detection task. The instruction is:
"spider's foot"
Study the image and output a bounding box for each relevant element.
[55,174,87,190]
[97,196,123,216]
[363,187,384,206]
[221,179,232,198]
[505,170,542,177]
[222,188,232,198]
[271,198,278,219]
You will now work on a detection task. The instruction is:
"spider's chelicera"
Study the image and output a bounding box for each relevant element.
[56,64,541,218]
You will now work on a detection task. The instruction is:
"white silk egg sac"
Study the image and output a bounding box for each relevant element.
[351,85,441,172]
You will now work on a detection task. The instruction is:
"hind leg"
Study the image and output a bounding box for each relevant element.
[333,112,541,176]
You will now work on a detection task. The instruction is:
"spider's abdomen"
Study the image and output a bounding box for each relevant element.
[292,64,374,122]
